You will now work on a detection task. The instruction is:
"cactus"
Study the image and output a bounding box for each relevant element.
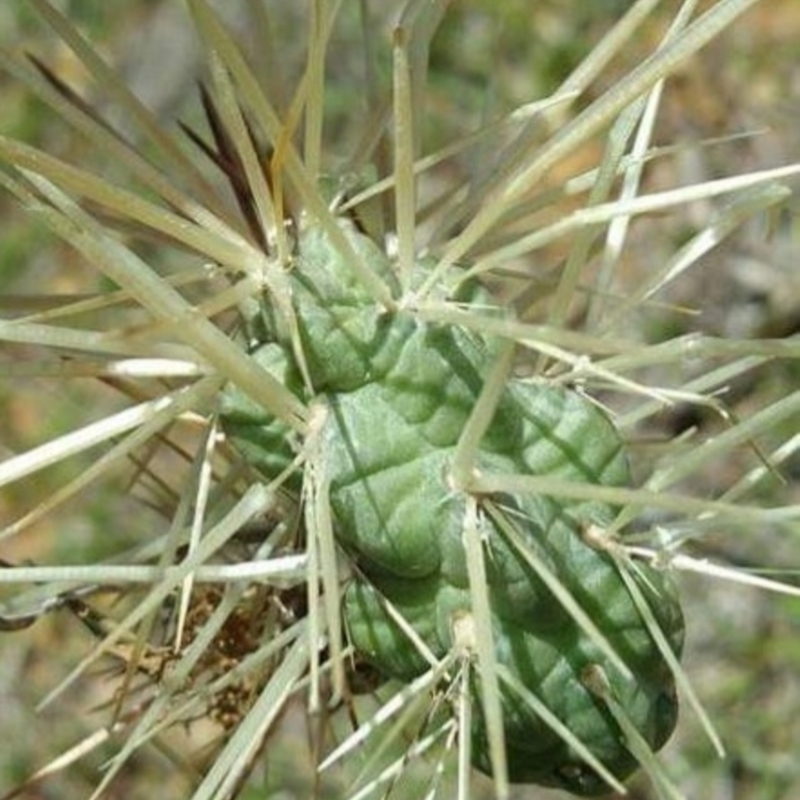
[220,220,685,794]
[1,2,797,799]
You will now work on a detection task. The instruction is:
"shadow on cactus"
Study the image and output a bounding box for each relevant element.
[1,1,798,800]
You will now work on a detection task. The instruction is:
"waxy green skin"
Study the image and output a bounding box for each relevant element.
[220,222,684,795]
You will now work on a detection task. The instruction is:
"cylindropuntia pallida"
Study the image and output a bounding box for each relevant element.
[1,2,799,799]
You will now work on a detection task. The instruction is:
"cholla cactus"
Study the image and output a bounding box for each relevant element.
[0,2,798,799]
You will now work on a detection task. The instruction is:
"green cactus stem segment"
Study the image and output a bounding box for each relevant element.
[220,220,684,794]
